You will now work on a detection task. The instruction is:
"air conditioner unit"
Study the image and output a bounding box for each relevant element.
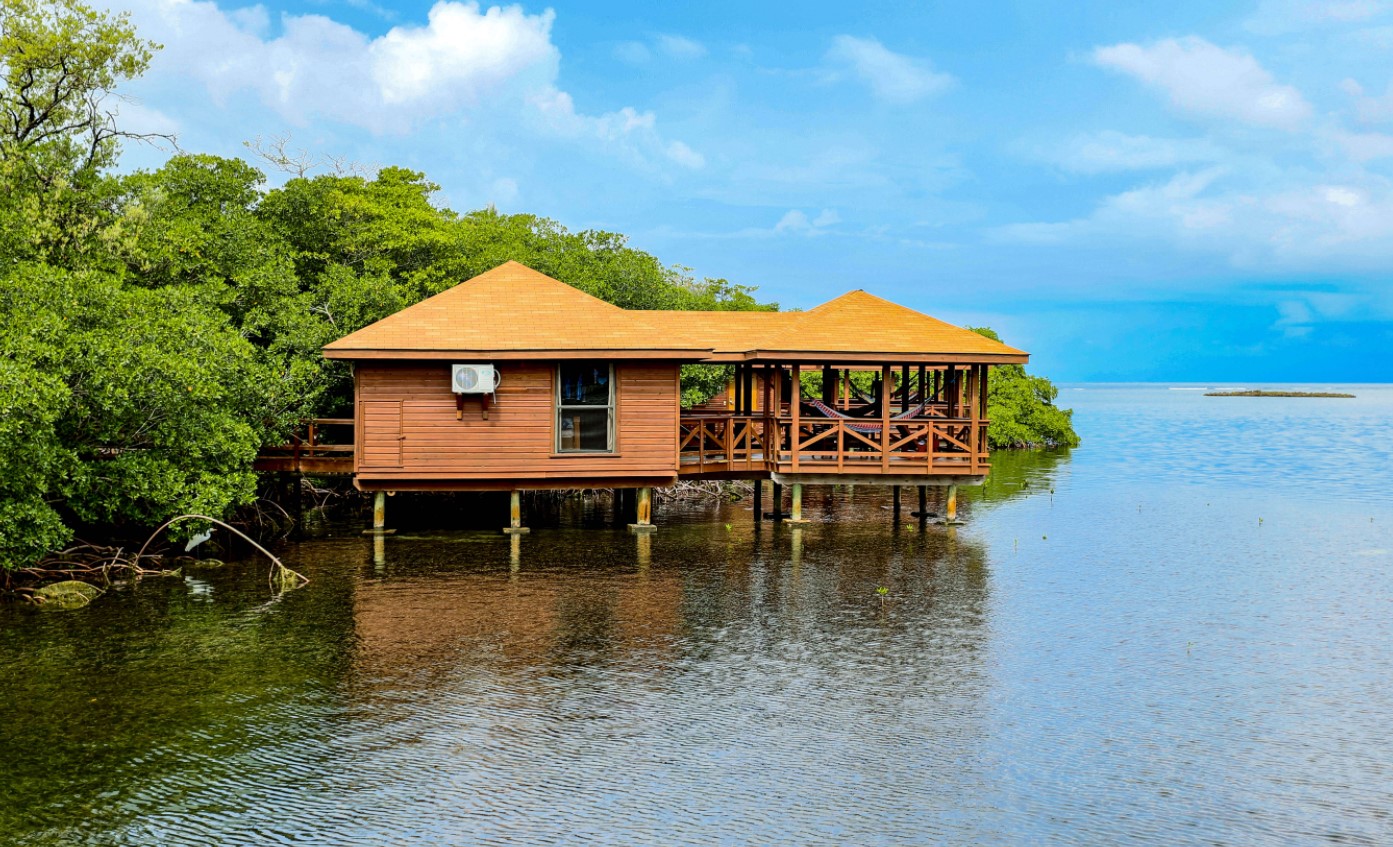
[452,363,499,394]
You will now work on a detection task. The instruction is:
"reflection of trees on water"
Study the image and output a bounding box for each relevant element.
[973,446,1071,506]
[0,555,361,845]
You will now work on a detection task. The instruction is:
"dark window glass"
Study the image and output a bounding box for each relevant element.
[557,363,614,452]
[559,364,611,405]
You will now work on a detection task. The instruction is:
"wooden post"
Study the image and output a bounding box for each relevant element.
[362,490,396,536]
[753,478,764,523]
[946,365,957,418]
[918,365,927,406]
[503,489,530,535]
[787,483,809,525]
[914,484,930,521]
[945,484,959,524]
[770,482,784,520]
[629,486,656,533]
[980,365,990,418]
[893,485,902,521]
[822,365,835,404]
[880,364,892,472]
[968,366,980,474]
[901,365,911,412]
[790,363,801,470]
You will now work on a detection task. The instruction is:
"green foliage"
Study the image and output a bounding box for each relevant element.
[969,328,1081,449]
[0,265,279,567]
[680,365,733,408]
[0,0,159,264]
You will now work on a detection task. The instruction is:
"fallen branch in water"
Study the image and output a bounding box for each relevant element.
[134,514,308,592]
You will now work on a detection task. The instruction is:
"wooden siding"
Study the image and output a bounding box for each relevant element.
[355,361,680,486]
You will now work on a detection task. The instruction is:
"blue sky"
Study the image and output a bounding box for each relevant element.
[103,0,1393,381]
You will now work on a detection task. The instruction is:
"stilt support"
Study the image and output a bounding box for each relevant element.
[629,486,657,533]
[911,484,935,520]
[786,483,811,525]
[765,483,785,520]
[945,484,961,525]
[363,490,397,535]
[892,485,902,521]
[753,479,764,524]
[503,489,530,534]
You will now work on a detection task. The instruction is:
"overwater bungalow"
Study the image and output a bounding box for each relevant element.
[261,261,1028,531]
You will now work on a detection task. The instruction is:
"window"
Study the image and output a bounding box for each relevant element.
[556,362,614,453]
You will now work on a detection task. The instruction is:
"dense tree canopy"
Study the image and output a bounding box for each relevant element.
[0,0,1074,569]
[970,328,1081,449]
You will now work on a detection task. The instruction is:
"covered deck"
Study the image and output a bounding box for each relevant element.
[678,361,990,481]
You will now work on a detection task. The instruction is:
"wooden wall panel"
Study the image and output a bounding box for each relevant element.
[355,361,680,485]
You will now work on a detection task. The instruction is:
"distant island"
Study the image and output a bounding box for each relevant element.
[1205,390,1355,398]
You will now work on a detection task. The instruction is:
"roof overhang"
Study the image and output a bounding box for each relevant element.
[736,350,1029,365]
[324,347,714,361]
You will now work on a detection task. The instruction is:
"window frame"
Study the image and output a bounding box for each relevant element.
[554,362,616,454]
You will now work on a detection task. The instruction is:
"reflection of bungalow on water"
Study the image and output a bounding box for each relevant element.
[258,262,1028,531]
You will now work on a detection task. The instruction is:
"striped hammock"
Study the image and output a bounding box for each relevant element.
[804,399,933,433]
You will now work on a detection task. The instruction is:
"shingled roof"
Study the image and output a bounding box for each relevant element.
[324,261,1029,363]
[324,261,713,360]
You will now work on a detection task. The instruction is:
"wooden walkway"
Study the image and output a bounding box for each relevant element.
[253,418,355,475]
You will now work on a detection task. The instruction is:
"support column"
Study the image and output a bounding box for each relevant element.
[945,484,961,525]
[363,490,396,535]
[629,486,657,533]
[786,483,810,525]
[503,489,530,534]
[767,482,785,520]
[893,485,902,521]
[753,478,764,524]
[911,484,932,521]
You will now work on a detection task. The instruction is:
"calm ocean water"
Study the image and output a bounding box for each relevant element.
[2,384,1391,845]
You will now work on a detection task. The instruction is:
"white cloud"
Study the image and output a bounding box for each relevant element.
[665,140,706,169]
[774,210,811,232]
[1043,131,1225,173]
[111,0,700,168]
[344,0,398,22]
[656,34,706,60]
[613,34,705,64]
[1093,37,1312,131]
[826,35,953,104]
[1245,0,1391,35]
[774,208,840,235]
[1327,128,1393,160]
[1344,79,1393,123]
[613,41,651,64]
[995,167,1393,270]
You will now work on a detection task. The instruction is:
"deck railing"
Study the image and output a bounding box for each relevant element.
[254,418,356,473]
[678,408,989,476]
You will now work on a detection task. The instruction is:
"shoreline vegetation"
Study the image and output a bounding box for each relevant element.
[1205,390,1356,398]
[0,0,1077,580]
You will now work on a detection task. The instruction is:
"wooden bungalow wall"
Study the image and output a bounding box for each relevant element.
[355,361,681,489]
